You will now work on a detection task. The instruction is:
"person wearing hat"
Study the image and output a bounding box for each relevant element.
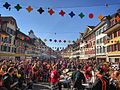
[73,65,86,90]
[89,65,109,90]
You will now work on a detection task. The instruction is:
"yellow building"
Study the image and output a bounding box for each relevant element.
[104,12,120,62]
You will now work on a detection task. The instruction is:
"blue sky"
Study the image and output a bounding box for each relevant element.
[0,0,120,49]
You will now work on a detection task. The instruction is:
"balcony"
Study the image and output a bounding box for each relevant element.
[104,22,120,34]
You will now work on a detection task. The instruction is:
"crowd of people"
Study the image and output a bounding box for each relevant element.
[0,58,119,90]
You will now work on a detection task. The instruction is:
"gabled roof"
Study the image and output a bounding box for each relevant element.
[28,30,37,39]
[83,26,95,38]
[1,16,18,28]
[87,26,95,29]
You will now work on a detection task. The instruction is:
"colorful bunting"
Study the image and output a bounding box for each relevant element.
[44,39,47,42]
[14,4,22,11]
[59,40,62,43]
[49,39,52,42]
[69,11,75,18]
[48,9,54,15]
[3,2,11,10]
[59,10,65,16]
[98,15,103,20]
[89,13,94,19]
[54,39,57,42]
[26,6,33,12]
[63,40,66,43]
[1,2,109,20]
[68,40,71,43]
[105,4,109,8]
[79,12,85,19]
[37,7,44,14]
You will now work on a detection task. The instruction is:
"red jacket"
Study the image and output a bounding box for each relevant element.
[50,70,60,84]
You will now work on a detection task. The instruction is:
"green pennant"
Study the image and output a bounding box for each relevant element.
[14,4,22,11]
[79,12,85,19]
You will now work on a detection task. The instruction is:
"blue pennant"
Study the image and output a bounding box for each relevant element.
[37,7,44,14]
[69,11,75,18]
[3,2,11,9]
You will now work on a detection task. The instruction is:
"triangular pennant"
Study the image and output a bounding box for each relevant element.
[26,6,33,12]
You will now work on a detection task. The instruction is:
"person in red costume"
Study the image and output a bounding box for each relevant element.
[49,65,61,90]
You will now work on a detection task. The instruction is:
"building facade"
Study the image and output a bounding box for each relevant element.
[95,16,109,61]
[83,26,96,60]
[0,17,17,59]
[104,11,120,62]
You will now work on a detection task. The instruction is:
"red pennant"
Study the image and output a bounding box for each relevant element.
[48,9,54,15]
[89,13,94,19]
[59,10,65,16]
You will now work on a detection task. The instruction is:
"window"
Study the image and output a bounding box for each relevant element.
[7,28,14,35]
[114,31,117,38]
[103,46,105,53]
[111,45,114,52]
[8,47,10,52]
[118,43,120,51]
[118,30,120,36]
[97,39,99,44]
[100,46,102,53]
[111,20,115,26]
[99,29,101,35]
[107,46,110,52]
[96,31,98,36]
[100,38,103,43]
[114,44,118,51]
[103,26,106,31]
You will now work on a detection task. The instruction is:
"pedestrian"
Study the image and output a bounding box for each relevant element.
[49,65,61,90]
[3,67,18,90]
[89,65,109,90]
[109,70,120,90]
[73,65,86,90]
